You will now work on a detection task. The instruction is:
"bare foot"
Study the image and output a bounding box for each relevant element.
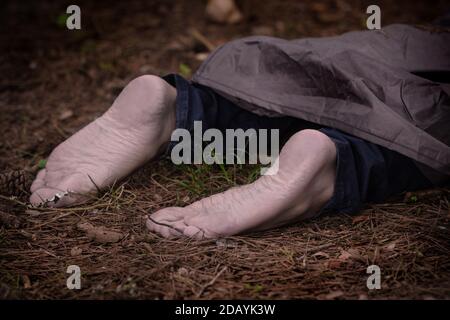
[30,75,176,207]
[146,129,337,238]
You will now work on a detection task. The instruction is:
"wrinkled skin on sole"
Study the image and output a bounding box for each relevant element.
[30,75,176,207]
[146,129,337,238]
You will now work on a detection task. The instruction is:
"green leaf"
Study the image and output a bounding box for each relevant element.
[56,13,69,27]
[179,63,192,77]
[244,283,264,292]
[38,159,47,169]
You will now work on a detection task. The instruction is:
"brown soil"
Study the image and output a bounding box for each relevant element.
[0,0,449,299]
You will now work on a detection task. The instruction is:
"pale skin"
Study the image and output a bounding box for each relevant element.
[30,75,337,239]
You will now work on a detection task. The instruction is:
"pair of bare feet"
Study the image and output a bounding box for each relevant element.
[30,75,337,239]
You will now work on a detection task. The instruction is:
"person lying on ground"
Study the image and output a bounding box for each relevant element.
[29,24,450,239]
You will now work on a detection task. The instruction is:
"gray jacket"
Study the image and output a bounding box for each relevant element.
[192,24,450,184]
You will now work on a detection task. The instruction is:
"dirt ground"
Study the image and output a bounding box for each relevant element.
[0,0,449,299]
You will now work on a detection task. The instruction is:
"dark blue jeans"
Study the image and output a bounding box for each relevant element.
[163,74,433,215]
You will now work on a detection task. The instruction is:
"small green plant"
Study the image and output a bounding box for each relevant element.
[217,162,234,185]
[56,13,69,28]
[163,164,209,196]
[246,165,261,183]
[179,63,192,78]
[38,159,47,169]
[244,283,264,293]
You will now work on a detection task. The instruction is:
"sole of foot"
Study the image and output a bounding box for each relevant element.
[146,129,337,239]
[30,75,176,207]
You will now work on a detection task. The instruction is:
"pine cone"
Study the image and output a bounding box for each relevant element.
[0,170,33,197]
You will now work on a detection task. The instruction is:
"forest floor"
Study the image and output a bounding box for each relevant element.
[0,0,449,299]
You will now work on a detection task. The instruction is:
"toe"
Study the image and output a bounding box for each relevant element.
[146,207,188,238]
[183,225,205,239]
[146,216,182,238]
[147,207,215,239]
[29,173,96,207]
[30,187,63,206]
[29,186,87,208]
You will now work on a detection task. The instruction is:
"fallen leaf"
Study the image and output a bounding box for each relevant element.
[352,214,370,224]
[313,251,330,259]
[70,247,82,256]
[327,259,343,269]
[77,222,124,243]
[384,242,396,251]
[347,248,364,261]
[59,109,74,120]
